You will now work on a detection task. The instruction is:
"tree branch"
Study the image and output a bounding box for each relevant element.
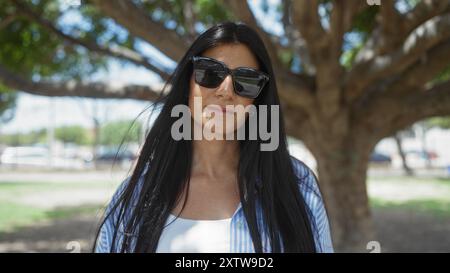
[276,71,316,111]
[283,100,314,143]
[356,80,450,142]
[387,39,450,97]
[342,0,367,33]
[182,0,198,43]
[0,13,17,30]
[12,0,171,81]
[329,0,345,53]
[224,0,284,68]
[328,0,367,70]
[356,1,450,63]
[91,0,189,61]
[291,1,346,118]
[281,0,314,74]
[0,64,162,101]
[346,13,450,102]
[404,0,450,37]
[378,0,404,53]
[291,0,327,64]
[223,0,317,113]
[292,0,336,84]
[328,0,356,71]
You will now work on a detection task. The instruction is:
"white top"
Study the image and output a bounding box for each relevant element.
[156,214,232,253]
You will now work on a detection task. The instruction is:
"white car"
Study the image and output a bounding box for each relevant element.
[0,146,88,169]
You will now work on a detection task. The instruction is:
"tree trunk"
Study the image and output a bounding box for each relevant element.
[93,118,100,169]
[306,129,377,252]
[394,133,414,176]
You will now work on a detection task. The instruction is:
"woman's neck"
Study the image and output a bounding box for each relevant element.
[191,138,239,181]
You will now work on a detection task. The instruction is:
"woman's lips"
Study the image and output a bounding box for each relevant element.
[204,104,234,114]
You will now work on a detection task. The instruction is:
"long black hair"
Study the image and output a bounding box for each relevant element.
[94,21,317,253]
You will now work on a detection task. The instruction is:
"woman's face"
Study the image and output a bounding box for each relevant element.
[189,43,259,137]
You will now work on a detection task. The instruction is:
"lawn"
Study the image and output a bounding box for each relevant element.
[368,176,450,216]
[0,181,110,233]
[0,175,449,235]
[0,201,102,232]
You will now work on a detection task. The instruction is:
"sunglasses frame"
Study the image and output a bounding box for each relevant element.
[191,56,269,99]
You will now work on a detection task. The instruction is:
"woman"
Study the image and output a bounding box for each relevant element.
[94,22,333,253]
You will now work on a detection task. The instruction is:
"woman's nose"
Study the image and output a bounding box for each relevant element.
[215,75,234,98]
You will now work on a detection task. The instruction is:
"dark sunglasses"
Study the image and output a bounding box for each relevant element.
[191,56,269,99]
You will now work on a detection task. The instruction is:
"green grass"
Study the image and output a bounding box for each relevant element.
[0,180,110,233]
[368,176,450,217]
[0,201,48,232]
[0,181,111,191]
[0,180,116,202]
[45,205,102,219]
[370,198,450,216]
[367,176,450,187]
[1,176,449,234]
[0,200,103,233]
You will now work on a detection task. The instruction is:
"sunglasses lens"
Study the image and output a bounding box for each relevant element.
[233,69,267,99]
[194,59,226,88]
[193,57,269,99]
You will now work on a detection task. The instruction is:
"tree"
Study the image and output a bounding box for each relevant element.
[0,128,47,146]
[0,85,17,124]
[99,119,142,146]
[54,125,89,145]
[0,0,450,251]
[394,131,415,175]
[427,116,450,129]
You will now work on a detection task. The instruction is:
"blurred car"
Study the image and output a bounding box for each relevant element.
[0,146,49,167]
[370,152,392,164]
[94,147,137,169]
[0,146,89,169]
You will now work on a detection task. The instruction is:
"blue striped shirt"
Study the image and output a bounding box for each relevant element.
[95,157,334,253]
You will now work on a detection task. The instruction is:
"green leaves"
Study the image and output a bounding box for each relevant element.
[426,117,450,129]
[0,84,17,123]
[0,1,109,80]
[99,119,142,146]
[139,0,233,35]
[55,125,90,145]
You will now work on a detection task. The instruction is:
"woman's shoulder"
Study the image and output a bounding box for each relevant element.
[106,162,149,217]
[113,163,149,199]
[290,156,334,253]
[289,156,321,199]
